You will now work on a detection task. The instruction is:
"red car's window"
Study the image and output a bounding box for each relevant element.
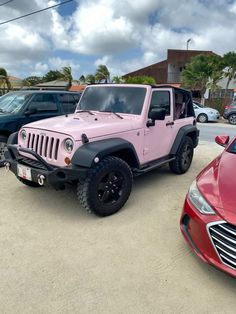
[228,139,236,153]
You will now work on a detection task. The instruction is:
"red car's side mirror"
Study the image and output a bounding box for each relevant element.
[215,135,230,147]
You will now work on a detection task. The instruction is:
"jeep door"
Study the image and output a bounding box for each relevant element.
[143,88,176,162]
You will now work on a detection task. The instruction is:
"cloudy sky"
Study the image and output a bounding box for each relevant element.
[1,0,236,79]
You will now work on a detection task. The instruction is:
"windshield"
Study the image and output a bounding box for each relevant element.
[78,86,147,115]
[194,101,204,108]
[0,92,30,114]
[229,139,236,154]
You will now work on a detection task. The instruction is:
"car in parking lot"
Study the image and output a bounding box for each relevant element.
[180,134,236,277]
[223,102,236,125]
[0,90,81,164]
[193,101,220,123]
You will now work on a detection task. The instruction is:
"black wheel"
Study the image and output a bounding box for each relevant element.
[228,114,236,125]
[0,135,8,167]
[197,113,208,123]
[77,156,133,217]
[17,176,42,187]
[169,137,194,174]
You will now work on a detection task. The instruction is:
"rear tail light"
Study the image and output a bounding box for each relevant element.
[225,106,233,109]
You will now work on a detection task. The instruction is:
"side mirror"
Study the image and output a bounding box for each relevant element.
[148,108,166,120]
[25,107,37,116]
[215,135,230,147]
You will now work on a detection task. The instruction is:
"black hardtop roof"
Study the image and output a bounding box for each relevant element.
[151,84,190,93]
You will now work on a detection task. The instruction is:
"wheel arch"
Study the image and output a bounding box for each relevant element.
[71,138,140,169]
[170,125,199,155]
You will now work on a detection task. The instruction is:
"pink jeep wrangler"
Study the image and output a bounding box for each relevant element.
[5,84,199,216]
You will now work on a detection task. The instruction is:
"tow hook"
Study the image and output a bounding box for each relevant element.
[37,174,45,186]
[4,162,10,172]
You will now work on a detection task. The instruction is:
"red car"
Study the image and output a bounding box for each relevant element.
[180,135,236,277]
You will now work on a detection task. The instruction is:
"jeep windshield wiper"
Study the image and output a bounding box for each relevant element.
[76,109,94,115]
[104,111,123,119]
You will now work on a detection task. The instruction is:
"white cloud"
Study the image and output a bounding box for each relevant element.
[1,0,236,79]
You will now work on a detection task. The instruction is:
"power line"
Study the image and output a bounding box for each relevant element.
[0,0,74,26]
[0,0,14,7]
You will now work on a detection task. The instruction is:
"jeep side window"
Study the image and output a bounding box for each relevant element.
[150,91,170,116]
[28,94,58,113]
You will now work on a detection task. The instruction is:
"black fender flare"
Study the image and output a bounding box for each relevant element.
[7,132,18,145]
[71,138,140,168]
[170,125,199,155]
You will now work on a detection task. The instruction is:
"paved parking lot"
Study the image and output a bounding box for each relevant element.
[1,142,236,314]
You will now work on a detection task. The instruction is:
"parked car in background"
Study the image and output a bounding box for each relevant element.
[193,101,220,123]
[0,90,81,164]
[180,134,236,277]
[223,102,236,125]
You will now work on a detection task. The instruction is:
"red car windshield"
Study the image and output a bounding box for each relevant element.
[228,139,236,154]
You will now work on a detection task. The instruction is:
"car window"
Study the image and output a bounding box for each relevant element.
[58,93,80,114]
[229,140,236,154]
[150,91,170,116]
[0,92,31,113]
[28,94,58,113]
[193,104,199,109]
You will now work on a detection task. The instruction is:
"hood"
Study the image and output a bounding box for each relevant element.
[23,112,142,140]
[203,107,219,113]
[197,151,236,224]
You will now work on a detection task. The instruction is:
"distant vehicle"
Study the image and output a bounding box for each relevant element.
[0,90,81,164]
[223,102,236,125]
[180,134,236,277]
[193,101,220,123]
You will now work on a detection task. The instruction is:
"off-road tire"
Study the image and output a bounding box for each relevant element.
[228,114,236,125]
[0,135,8,167]
[17,176,42,187]
[197,113,208,123]
[77,156,133,217]
[169,136,194,174]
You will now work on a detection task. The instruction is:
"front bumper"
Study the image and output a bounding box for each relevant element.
[180,197,236,277]
[208,113,220,122]
[5,144,88,189]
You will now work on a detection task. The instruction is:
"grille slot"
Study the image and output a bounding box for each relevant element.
[209,222,236,270]
[26,132,60,161]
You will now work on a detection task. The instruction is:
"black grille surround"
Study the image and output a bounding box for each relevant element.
[208,221,236,270]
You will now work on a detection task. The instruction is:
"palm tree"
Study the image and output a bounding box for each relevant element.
[112,76,124,83]
[95,65,110,83]
[0,68,11,95]
[61,66,73,88]
[85,74,96,84]
[182,55,216,104]
[223,52,236,91]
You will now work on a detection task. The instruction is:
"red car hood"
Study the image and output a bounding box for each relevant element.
[197,151,236,224]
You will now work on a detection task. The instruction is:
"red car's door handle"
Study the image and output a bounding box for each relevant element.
[166,121,174,126]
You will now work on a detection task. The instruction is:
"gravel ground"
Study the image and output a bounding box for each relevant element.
[1,142,235,314]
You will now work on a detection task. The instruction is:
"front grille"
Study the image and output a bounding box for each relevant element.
[27,133,60,160]
[208,222,236,269]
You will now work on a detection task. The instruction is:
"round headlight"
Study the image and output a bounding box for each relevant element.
[20,129,27,141]
[64,138,74,153]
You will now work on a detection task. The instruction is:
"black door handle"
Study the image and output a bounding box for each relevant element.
[166,121,174,126]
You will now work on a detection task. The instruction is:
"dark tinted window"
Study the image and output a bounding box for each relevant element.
[150,91,170,115]
[58,93,80,114]
[28,94,58,112]
[229,140,236,154]
[79,86,146,114]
